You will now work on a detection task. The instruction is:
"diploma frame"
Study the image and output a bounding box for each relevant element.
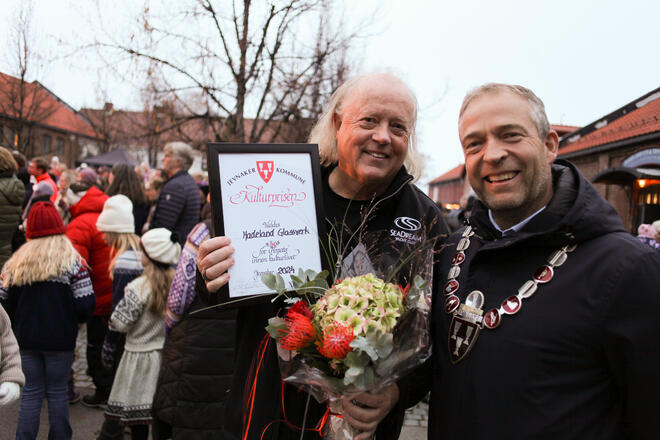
[207,143,328,305]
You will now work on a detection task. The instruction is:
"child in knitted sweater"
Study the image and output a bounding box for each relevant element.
[96,195,144,369]
[94,194,146,439]
[103,228,180,440]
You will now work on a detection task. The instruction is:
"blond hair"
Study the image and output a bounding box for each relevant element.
[308,73,423,181]
[2,235,84,287]
[141,260,174,316]
[103,232,141,279]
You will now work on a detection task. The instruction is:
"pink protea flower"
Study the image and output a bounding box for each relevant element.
[317,323,354,359]
[280,313,316,351]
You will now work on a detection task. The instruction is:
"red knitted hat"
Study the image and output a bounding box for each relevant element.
[26,201,66,239]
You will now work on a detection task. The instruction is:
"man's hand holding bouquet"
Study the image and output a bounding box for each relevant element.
[262,238,434,439]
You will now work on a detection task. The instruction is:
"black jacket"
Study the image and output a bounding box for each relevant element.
[215,166,448,440]
[152,291,237,439]
[152,170,201,246]
[402,161,660,439]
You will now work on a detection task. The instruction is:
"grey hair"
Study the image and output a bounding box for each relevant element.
[459,83,551,138]
[163,142,194,171]
[308,73,423,181]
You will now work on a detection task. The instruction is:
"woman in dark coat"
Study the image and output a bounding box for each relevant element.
[152,202,237,439]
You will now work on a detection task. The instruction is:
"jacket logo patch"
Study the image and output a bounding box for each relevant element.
[390,216,423,245]
[394,216,421,231]
[257,161,274,183]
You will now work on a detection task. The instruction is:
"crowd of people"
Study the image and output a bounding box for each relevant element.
[0,142,217,439]
[0,72,659,440]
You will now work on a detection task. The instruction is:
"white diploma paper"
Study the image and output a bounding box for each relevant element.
[218,153,323,297]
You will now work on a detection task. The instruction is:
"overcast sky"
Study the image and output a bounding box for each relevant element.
[1,0,658,185]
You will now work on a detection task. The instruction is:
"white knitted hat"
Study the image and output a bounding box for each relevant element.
[96,195,135,233]
[652,220,660,234]
[141,228,181,266]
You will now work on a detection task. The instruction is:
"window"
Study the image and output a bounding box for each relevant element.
[41,134,52,154]
[55,137,65,155]
[636,184,660,225]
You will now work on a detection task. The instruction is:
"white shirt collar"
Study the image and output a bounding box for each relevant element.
[488,206,547,236]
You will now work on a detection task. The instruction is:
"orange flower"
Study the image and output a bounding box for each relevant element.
[279,312,316,350]
[317,323,354,359]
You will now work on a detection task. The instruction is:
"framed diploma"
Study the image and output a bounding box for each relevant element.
[207,143,327,302]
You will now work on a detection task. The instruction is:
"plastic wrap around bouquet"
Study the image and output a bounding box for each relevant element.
[262,241,434,438]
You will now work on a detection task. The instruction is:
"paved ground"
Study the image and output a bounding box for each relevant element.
[0,325,429,439]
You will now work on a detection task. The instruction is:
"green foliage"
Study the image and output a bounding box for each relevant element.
[343,330,394,389]
[290,268,330,299]
[261,269,329,301]
[265,316,286,339]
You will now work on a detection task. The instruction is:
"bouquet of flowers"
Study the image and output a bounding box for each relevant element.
[262,242,433,438]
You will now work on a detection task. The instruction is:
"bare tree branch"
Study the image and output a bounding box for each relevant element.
[76,0,365,156]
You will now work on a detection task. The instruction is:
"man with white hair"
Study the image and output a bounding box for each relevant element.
[196,72,449,440]
[151,142,200,246]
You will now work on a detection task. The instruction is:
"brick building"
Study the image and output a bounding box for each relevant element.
[0,72,102,166]
[557,87,660,231]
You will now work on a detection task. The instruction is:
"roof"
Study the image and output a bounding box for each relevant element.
[429,164,464,185]
[559,87,660,156]
[0,72,100,139]
[592,166,660,185]
[80,105,307,150]
[552,124,580,137]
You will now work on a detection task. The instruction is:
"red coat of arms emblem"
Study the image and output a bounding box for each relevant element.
[448,314,481,363]
[256,161,274,183]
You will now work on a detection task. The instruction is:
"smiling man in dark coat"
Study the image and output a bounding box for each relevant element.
[397,83,660,439]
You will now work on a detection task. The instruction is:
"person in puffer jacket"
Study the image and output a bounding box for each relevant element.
[150,142,200,246]
[65,181,114,407]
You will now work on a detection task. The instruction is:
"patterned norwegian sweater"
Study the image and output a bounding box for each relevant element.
[637,235,660,250]
[165,222,210,332]
[110,276,165,352]
[0,260,95,351]
[112,249,144,307]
